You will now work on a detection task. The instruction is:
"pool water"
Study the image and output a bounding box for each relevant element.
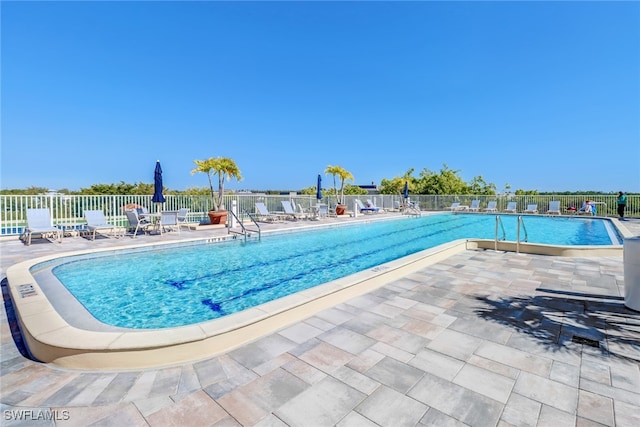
[50,214,620,329]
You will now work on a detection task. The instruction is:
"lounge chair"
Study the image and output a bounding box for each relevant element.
[356,199,379,214]
[523,204,538,214]
[448,202,468,212]
[20,208,62,245]
[547,201,561,215]
[125,209,153,238]
[469,200,480,212]
[255,202,282,222]
[483,201,497,213]
[84,210,123,240]
[281,201,302,220]
[366,199,383,212]
[504,202,517,213]
[293,202,312,219]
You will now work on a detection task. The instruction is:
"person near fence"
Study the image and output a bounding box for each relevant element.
[579,199,593,214]
[617,191,627,219]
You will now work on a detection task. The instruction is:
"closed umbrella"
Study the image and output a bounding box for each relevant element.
[316,174,322,201]
[403,180,409,201]
[152,160,166,212]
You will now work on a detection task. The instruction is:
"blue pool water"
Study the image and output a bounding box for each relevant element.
[50,214,620,329]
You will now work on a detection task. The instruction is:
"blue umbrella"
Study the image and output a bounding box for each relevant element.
[316,174,322,201]
[403,180,409,200]
[152,160,166,207]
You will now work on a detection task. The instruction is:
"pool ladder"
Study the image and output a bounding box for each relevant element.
[228,209,261,242]
[494,215,528,253]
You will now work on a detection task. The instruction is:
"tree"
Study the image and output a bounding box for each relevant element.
[324,165,354,205]
[467,176,497,195]
[191,157,242,211]
[416,164,467,195]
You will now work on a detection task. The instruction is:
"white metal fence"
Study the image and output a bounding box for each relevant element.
[1,193,636,236]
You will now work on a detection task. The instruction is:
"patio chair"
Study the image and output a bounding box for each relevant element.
[281,201,301,220]
[547,201,561,215]
[21,208,62,245]
[523,204,538,214]
[483,201,497,213]
[255,202,282,222]
[156,210,180,235]
[177,208,192,231]
[84,210,123,240]
[504,202,517,213]
[356,199,379,214]
[469,200,481,212]
[317,204,329,218]
[125,209,153,238]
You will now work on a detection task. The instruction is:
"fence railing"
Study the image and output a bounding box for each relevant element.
[1,193,636,236]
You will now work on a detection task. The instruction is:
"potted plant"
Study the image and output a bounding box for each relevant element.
[324,165,354,216]
[191,156,242,225]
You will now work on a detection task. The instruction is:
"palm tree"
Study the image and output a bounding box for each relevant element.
[191,157,242,211]
[324,165,354,206]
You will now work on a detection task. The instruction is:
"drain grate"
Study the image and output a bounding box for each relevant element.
[572,336,600,348]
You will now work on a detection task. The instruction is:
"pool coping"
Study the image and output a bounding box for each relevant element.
[6,215,631,370]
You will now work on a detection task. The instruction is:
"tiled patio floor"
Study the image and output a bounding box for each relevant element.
[1,216,639,426]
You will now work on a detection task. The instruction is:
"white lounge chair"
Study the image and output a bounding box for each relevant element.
[547,201,561,215]
[448,202,468,212]
[21,208,62,245]
[255,202,282,222]
[366,199,383,212]
[483,201,497,213]
[84,210,123,240]
[523,204,538,214]
[504,202,517,213]
[125,210,153,238]
[293,202,312,219]
[356,199,379,214]
[281,201,301,220]
[469,200,480,212]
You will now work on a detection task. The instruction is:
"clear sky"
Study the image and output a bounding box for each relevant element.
[2,1,639,194]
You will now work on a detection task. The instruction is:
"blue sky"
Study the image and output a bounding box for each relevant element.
[2,1,639,193]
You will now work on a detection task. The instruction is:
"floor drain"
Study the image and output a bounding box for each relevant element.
[572,336,600,348]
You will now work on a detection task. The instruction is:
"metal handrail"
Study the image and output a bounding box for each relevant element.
[227,209,247,241]
[495,215,506,250]
[243,210,261,240]
[517,216,528,253]
[227,209,261,242]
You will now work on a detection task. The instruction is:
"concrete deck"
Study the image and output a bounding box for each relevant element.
[1,214,639,426]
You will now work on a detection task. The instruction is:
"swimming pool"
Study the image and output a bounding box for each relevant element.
[48,214,622,329]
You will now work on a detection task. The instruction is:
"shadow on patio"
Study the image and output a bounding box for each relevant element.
[474,288,640,363]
